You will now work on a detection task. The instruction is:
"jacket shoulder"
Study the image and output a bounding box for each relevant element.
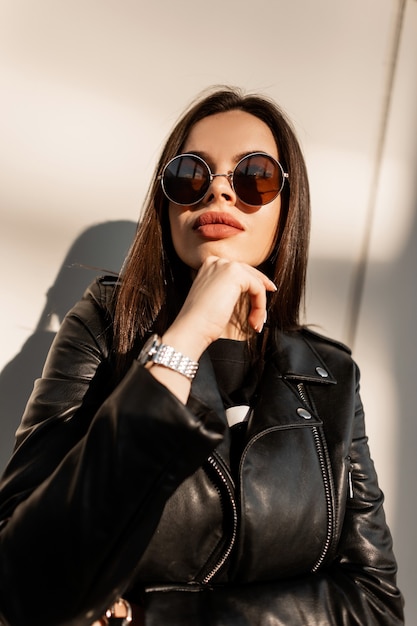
[80,275,120,316]
[300,326,352,355]
[60,276,120,357]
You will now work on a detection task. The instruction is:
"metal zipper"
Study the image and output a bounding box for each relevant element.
[201,453,238,584]
[297,383,334,572]
[310,427,334,571]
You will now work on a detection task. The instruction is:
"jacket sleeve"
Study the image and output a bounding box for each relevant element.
[0,283,225,626]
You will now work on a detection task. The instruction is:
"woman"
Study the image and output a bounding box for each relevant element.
[0,87,404,625]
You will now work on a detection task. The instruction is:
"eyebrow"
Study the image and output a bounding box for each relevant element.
[183,150,269,166]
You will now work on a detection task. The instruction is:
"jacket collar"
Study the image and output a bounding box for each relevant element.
[268,329,337,385]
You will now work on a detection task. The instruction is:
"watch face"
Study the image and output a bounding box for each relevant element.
[137,333,160,366]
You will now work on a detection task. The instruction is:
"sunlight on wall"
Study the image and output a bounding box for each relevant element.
[308,147,415,263]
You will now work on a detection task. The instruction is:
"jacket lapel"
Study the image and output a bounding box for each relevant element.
[269,329,337,385]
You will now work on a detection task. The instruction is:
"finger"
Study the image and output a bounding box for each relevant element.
[241,267,275,332]
[247,287,268,333]
[249,266,277,294]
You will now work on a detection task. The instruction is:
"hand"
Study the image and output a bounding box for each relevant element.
[163,256,277,360]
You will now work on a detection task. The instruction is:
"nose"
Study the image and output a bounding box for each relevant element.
[204,172,236,204]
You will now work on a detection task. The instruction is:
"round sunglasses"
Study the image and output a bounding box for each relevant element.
[159,152,288,207]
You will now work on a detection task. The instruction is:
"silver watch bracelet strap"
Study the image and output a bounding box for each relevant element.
[153,343,199,380]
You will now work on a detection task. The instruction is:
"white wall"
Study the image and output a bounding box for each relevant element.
[0,0,416,621]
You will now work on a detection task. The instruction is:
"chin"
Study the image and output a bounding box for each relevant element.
[196,242,246,264]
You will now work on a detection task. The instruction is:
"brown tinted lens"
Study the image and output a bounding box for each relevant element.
[233,153,282,206]
[163,155,210,205]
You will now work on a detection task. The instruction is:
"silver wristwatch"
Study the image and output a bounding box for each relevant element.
[138,334,199,380]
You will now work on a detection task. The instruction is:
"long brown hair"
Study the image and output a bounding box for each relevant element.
[113,86,310,367]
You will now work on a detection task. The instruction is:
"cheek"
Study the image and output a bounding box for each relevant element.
[259,201,281,248]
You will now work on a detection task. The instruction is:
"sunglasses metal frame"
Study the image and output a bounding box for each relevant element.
[159,151,289,207]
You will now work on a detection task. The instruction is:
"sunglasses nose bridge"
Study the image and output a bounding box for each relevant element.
[211,172,233,181]
[207,171,235,194]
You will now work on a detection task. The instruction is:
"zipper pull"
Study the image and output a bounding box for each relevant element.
[348,469,354,499]
[346,455,354,499]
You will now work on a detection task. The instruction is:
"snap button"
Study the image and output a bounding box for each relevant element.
[315,366,328,378]
[297,407,312,420]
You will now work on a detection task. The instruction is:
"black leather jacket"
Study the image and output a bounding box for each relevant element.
[0,278,404,625]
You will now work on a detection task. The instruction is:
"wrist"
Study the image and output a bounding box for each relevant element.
[161,326,210,363]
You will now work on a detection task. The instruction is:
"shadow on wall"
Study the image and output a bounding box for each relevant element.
[0,220,137,474]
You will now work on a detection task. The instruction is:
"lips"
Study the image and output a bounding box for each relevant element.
[193,212,244,231]
[193,212,245,240]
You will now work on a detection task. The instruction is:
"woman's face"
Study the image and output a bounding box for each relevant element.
[168,110,282,270]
